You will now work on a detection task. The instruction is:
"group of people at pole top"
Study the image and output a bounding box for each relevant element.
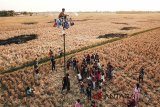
[54,8,74,29]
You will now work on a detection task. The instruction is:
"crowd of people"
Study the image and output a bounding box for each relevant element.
[65,53,115,106]
[30,8,145,106]
[67,52,143,107]
[31,48,145,106]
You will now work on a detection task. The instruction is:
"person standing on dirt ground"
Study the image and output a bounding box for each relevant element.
[50,55,56,71]
[80,81,84,93]
[91,100,96,107]
[86,84,92,100]
[67,59,70,70]
[49,49,53,58]
[58,48,63,57]
[92,74,96,90]
[34,58,38,71]
[75,99,81,107]
[62,73,70,93]
[107,62,113,80]
[34,68,40,85]
[139,68,144,83]
[73,58,77,71]
[95,53,99,62]
[133,83,141,106]
[77,71,82,82]
[91,54,94,64]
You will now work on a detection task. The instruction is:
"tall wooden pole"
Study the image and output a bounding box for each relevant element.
[63,33,66,75]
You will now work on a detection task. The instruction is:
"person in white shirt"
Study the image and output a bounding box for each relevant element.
[77,72,82,82]
[101,72,105,82]
[97,61,101,69]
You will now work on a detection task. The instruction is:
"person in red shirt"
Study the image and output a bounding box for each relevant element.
[92,86,102,101]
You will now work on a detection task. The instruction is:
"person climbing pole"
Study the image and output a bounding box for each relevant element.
[58,8,69,19]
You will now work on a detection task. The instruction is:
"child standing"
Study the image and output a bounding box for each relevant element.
[80,81,84,93]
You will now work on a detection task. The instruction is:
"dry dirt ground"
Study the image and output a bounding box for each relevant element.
[0,16,160,107]
[0,13,160,71]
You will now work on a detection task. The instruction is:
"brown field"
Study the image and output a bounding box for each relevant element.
[0,13,160,71]
[0,13,160,106]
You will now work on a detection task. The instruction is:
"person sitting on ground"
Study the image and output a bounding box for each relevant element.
[26,87,34,97]
[75,99,81,107]
[139,68,144,83]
